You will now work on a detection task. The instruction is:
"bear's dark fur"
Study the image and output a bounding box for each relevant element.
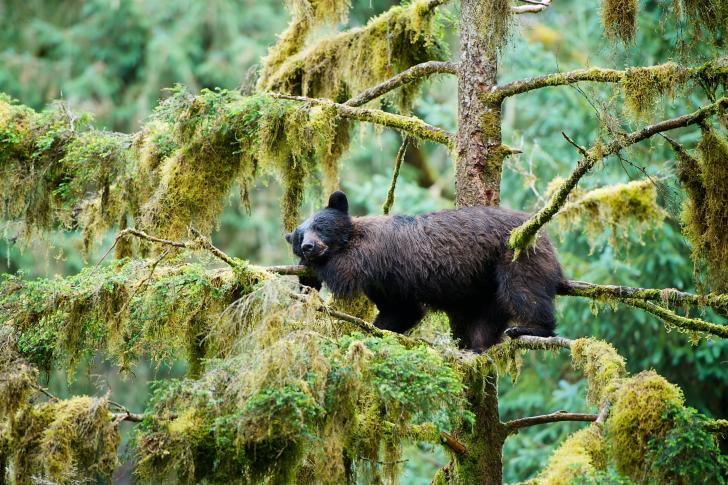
[285,191,566,351]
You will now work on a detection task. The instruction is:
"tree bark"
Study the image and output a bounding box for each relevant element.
[451,1,506,483]
[455,0,504,207]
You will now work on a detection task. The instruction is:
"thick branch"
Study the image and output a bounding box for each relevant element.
[505,411,597,434]
[270,93,453,146]
[508,97,728,252]
[345,61,458,107]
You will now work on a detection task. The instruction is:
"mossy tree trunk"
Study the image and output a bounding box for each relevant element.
[455,0,504,208]
[451,0,506,483]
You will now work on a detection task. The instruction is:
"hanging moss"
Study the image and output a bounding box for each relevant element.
[0,259,258,375]
[258,0,447,111]
[10,396,120,485]
[676,125,728,292]
[604,371,684,480]
[530,425,606,485]
[550,178,667,254]
[0,327,37,418]
[602,0,638,44]
[622,62,689,121]
[475,0,514,56]
[680,0,728,39]
[571,338,626,406]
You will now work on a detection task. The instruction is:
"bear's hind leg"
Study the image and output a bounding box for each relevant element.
[372,300,426,334]
[447,303,509,353]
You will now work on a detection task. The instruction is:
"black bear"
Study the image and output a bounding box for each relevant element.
[285,191,565,351]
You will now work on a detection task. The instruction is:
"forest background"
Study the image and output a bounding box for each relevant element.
[0,0,725,482]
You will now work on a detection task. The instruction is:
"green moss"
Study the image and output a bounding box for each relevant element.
[602,0,638,44]
[571,338,626,406]
[622,62,689,121]
[551,179,667,254]
[531,425,606,485]
[258,0,447,111]
[677,125,728,292]
[680,0,728,39]
[10,396,119,485]
[0,326,37,418]
[475,0,514,56]
[604,371,684,479]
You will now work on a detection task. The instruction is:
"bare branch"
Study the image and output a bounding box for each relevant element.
[440,431,466,454]
[269,93,453,146]
[508,335,573,350]
[382,136,410,215]
[112,411,144,423]
[512,4,548,13]
[345,61,458,107]
[621,298,728,338]
[505,411,597,434]
[508,97,728,253]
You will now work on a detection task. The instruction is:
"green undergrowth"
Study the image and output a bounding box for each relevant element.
[257,0,447,111]
[0,87,350,249]
[548,178,666,254]
[675,123,728,292]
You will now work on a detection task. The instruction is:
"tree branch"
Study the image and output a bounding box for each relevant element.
[485,59,728,102]
[705,419,728,434]
[509,335,573,350]
[621,298,728,338]
[505,411,597,434]
[382,136,410,214]
[440,431,466,454]
[508,97,728,253]
[345,61,458,107]
[560,280,728,317]
[269,93,453,146]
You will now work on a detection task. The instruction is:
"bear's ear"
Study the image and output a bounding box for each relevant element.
[285,232,293,244]
[327,191,348,214]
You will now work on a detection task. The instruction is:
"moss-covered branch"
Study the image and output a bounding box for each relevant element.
[485,58,728,103]
[505,411,597,434]
[508,97,728,254]
[344,61,458,107]
[561,280,728,317]
[270,93,454,146]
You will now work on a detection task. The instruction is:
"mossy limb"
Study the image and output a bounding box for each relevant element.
[571,338,626,406]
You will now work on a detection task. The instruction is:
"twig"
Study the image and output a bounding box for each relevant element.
[112,411,144,423]
[512,4,548,13]
[561,132,588,157]
[189,227,238,267]
[440,431,466,454]
[118,249,170,314]
[269,93,454,147]
[595,400,611,426]
[508,97,728,253]
[345,61,458,107]
[505,411,597,434]
[382,136,410,215]
[32,383,59,402]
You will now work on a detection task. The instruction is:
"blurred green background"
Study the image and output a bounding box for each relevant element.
[1,0,725,483]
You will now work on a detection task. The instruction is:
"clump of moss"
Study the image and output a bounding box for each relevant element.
[0,326,38,418]
[622,62,689,121]
[551,178,667,254]
[604,371,684,479]
[676,125,728,292]
[10,396,120,485]
[571,338,626,406]
[531,425,606,484]
[258,0,447,111]
[602,0,638,44]
[680,0,728,39]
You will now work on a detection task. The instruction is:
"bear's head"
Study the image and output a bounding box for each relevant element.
[285,191,353,264]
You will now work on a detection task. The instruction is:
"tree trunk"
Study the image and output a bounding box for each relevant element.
[455,0,504,208]
[451,0,506,483]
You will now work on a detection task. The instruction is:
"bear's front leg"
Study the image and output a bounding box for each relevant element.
[372,300,425,334]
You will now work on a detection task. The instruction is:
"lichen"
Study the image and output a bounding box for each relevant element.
[550,178,667,254]
[622,62,689,121]
[257,0,447,111]
[475,0,514,56]
[602,0,638,44]
[604,371,684,479]
[571,338,626,406]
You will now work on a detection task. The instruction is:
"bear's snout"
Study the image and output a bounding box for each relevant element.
[301,236,328,259]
